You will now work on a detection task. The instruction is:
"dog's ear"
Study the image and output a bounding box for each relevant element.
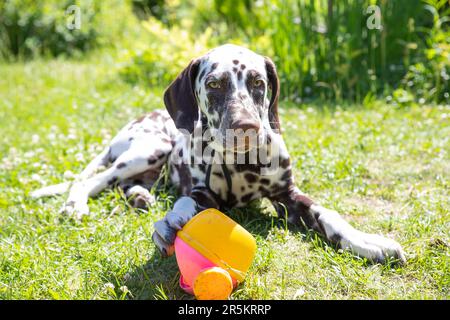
[164,59,201,133]
[264,57,281,132]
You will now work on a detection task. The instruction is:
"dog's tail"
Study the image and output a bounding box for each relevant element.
[30,182,71,199]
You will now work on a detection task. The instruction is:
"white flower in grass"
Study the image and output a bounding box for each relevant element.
[293,17,301,25]
[293,288,305,299]
[75,153,84,162]
[32,134,40,144]
[63,170,76,179]
[104,283,115,290]
[31,174,43,183]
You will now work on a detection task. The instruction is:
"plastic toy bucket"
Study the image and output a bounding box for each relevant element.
[174,208,256,299]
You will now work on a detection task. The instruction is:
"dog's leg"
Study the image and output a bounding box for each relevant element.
[152,186,220,257]
[30,147,111,199]
[118,169,161,209]
[271,186,406,264]
[62,140,172,219]
[78,146,111,180]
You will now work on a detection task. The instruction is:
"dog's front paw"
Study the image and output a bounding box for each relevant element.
[164,197,197,230]
[341,231,406,264]
[151,197,197,257]
[165,209,192,231]
[152,231,175,258]
[60,200,90,220]
[152,218,177,257]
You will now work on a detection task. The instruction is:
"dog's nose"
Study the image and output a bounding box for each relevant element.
[230,119,260,133]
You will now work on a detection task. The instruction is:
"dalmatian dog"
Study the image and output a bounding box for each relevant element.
[31,44,406,264]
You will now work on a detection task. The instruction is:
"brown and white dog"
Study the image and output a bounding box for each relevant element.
[32,44,406,264]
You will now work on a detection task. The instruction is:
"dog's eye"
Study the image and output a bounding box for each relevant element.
[254,79,264,87]
[208,81,220,89]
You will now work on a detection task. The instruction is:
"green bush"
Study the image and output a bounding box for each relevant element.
[0,0,138,60]
[118,17,216,88]
[399,0,449,103]
[179,0,448,103]
[7,0,444,104]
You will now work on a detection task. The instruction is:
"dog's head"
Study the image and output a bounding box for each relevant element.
[164,44,280,152]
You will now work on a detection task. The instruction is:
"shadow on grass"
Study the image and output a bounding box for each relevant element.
[121,196,398,300]
[122,200,281,300]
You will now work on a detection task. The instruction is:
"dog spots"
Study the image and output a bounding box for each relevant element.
[295,194,314,208]
[156,151,166,159]
[116,162,127,169]
[199,69,206,81]
[244,172,258,183]
[121,184,131,194]
[241,193,254,203]
[228,193,238,206]
[176,163,192,195]
[271,183,288,196]
[232,59,239,65]
[281,169,292,181]
[108,176,118,186]
[280,157,290,169]
[191,187,220,209]
[148,110,167,122]
[258,186,270,196]
[235,163,260,173]
[328,232,342,244]
[212,118,220,128]
[240,64,246,70]
[213,171,224,178]
[148,152,165,165]
[178,149,183,157]
[237,71,243,81]
[132,114,147,125]
[241,186,245,192]
[128,137,134,142]
[211,62,219,70]
[198,164,206,173]
[233,67,238,73]
[192,177,199,185]
[260,178,270,185]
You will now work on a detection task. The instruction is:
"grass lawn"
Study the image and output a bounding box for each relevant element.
[0,57,449,300]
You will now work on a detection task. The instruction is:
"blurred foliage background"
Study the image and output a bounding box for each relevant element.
[1,0,449,104]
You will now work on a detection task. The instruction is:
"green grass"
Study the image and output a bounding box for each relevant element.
[0,57,449,300]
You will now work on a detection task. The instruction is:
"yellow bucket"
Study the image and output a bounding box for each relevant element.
[177,208,257,283]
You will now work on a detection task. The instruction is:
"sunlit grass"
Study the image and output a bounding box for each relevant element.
[0,58,449,300]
